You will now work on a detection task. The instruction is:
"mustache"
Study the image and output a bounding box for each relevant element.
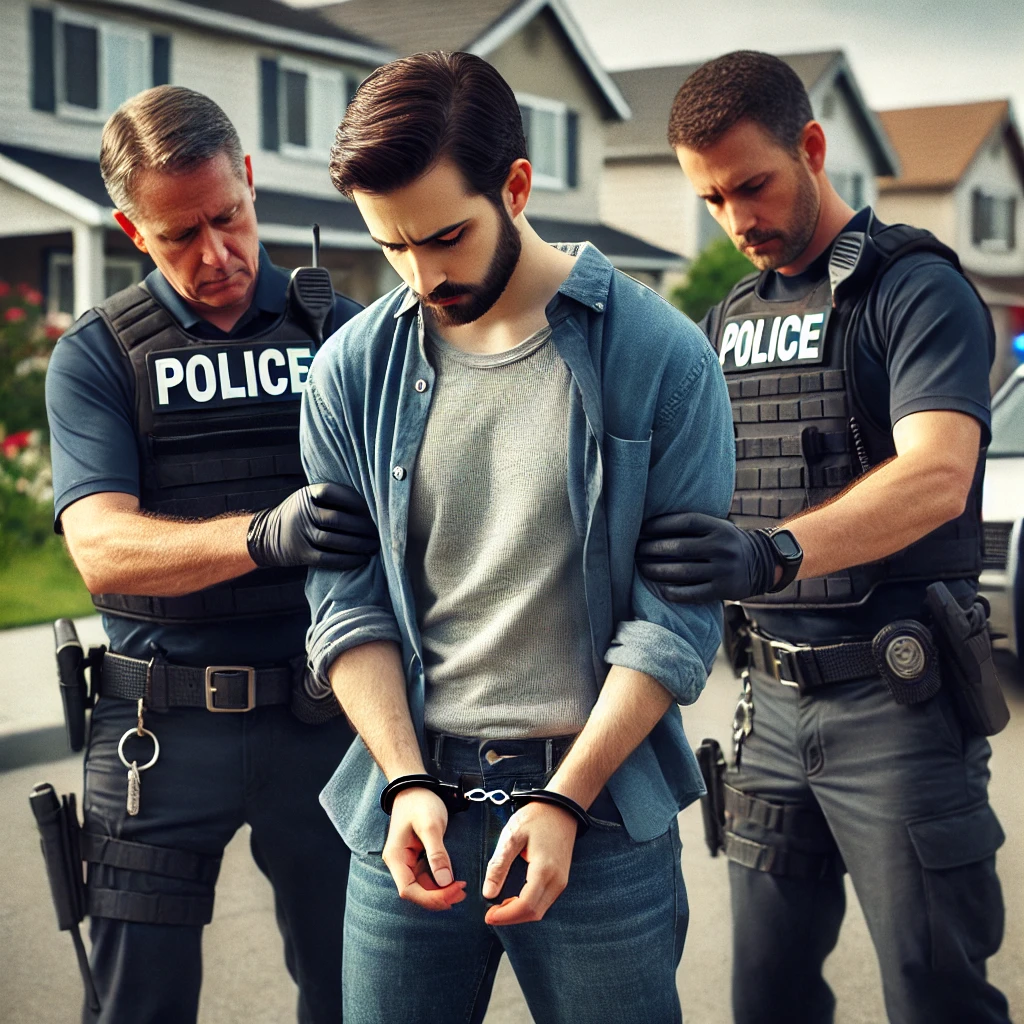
[740,229,782,248]
[419,281,476,303]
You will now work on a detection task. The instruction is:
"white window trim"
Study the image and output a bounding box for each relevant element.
[48,252,143,315]
[973,190,1017,252]
[516,92,567,191]
[278,56,345,163]
[54,6,151,123]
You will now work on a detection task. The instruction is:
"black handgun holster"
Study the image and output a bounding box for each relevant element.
[696,738,727,856]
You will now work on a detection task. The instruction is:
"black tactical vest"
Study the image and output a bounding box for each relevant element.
[708,215,989,609]
[90,284,319,623]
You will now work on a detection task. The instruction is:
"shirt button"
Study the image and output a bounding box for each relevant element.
[414,378,428,393]
[392,466,406,481]
[594,301,605,311]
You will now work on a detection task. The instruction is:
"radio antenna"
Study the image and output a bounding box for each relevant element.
[312,223,321,268]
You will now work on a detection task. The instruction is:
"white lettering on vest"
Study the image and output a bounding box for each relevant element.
[798,312,825,360]
[218,352,247,400]
[287,347,312,394]
[767,316,781,363]
[734,320,755,367]
[777,315,802,361]
[154,357,184,406]
[719,322,739,366]
[242,350,259,397]
[258,348,288,396]
[750,319,768,364]
[185,354,217,402]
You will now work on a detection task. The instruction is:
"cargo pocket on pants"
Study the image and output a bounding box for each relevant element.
[906,801,1006,970]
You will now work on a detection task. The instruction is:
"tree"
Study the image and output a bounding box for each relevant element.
[670,238,754,324]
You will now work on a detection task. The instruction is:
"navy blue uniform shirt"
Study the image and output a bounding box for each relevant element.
[704,209,993,641]
[46,245,362,666]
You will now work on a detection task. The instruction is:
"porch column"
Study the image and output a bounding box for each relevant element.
[72,222,105,317]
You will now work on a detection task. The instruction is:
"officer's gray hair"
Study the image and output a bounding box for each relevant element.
[100,85,246,220]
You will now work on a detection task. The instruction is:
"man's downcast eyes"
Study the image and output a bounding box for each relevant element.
[381,229,467,253]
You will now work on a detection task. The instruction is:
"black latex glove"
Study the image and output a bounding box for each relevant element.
[636,512,779,603]
[247,483,378,570]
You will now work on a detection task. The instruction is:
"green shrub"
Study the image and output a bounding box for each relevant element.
[670,238,755,324]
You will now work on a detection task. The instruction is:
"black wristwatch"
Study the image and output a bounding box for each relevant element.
[764,527,803,592]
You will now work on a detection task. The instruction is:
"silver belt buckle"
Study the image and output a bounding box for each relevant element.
[767,638,808,690]
[205,666,256,712]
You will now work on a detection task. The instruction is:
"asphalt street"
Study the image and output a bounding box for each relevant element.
[1,628,1021,1023]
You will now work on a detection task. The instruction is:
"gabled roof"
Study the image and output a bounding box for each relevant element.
[0,144,682,268]
[877,100,1024,192]
[606,50,898,176]
[312,0,630,119]
[88,0,394,65]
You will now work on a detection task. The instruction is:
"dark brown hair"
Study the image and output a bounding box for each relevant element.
[329,51,527,201]
[100,85,244,218]
[667,51,813,153]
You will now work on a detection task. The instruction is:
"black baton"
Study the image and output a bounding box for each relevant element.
[29,782,100,1012]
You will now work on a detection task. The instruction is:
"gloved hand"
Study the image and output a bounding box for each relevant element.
[247,483,378,570]
[636,512,779,603]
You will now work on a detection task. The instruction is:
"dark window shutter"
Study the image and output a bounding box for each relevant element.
[1007,197,1017,250]
[565,109,579,188]
[152,35,171,86]
[519,103,532,157]
[30,8,56,112]
[260,58,280,151]
[63,23,99,110]
[971,189,984,245]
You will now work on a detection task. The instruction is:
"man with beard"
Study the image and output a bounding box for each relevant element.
[637,50,1010,1023]
[298,51,734,1023]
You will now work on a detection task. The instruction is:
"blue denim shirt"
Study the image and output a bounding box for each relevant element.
[301,244,735,853]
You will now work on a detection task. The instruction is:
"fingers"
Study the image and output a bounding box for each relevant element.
[637,557,714,585]
[481,814,527,901]
[309,482,374,518]
[484,865,567,927]
[308,526,379,555]
[383,834,464,912]
[311,507,380,540]
[639,511,720,540]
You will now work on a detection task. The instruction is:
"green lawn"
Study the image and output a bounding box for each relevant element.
[0,539,95,629]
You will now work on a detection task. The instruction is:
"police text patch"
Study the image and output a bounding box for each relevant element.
[718,309,830,372]
[147,343,312,411]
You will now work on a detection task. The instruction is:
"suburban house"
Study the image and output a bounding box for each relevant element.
[0,0,680,320]
[0,0,403,315]
[875,100,1024,389]
[600,51,899,276]
[309,0,684,290]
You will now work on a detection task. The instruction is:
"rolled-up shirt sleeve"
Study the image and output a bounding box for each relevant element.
[301,370,401,686]
[605,338,735,705]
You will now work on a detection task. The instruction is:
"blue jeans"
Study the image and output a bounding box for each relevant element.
[342,735,688,1023]
[83,696,353,1024]
[727,670,1009,1024]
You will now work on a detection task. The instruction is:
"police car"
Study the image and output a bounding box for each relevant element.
[981,362,1024,665]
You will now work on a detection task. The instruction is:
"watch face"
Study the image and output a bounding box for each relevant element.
[772,530,802,560]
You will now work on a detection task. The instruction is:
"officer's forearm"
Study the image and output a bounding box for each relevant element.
[327,640,426,780]
[546,665,673,810]
[786,414,979,580]
[61,492,257,596]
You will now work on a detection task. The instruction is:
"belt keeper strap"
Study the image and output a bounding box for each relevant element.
[86,887,214,927]
[80,832,221,884]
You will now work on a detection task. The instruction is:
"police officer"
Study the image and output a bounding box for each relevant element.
[637,52,1010,1023]
[45,86,377,1023]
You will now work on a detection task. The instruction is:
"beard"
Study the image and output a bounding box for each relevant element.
[737,169,820,271]
[419,203,522,327]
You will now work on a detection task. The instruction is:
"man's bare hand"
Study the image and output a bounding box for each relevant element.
[482,802,578,926]
[382,788,467,911]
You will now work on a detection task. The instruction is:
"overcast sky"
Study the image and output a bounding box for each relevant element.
[291,0,1023,116]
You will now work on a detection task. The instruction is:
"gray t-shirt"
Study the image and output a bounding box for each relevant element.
[407,325,597,739]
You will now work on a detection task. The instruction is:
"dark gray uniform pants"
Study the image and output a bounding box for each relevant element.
[726,669,1009,1024]
[82,696,352,1024]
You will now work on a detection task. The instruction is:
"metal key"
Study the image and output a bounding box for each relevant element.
[127,760,141,816]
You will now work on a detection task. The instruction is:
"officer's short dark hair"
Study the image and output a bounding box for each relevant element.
[100,86,245,219]
[667,51,814,153]
[329,51,527,202]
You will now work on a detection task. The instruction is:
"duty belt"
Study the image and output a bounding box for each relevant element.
[746,627,879,695]
[99,651,295,712]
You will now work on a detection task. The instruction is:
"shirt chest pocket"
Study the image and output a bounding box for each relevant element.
[602,433,653,606]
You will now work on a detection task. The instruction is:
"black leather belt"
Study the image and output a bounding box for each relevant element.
[99,651,295,712]
[746,628,878,695]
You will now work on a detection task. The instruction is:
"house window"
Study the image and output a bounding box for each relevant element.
[31,8,170,117]
[972,190,1017,250]
[47,253,143,316]
[832,171,865,210]
[517,94,579,190]
[260,58,345,160]
[820,92,836,119]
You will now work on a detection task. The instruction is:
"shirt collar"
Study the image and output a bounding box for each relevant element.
[144,244,284,330]
[393,241,614,320]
